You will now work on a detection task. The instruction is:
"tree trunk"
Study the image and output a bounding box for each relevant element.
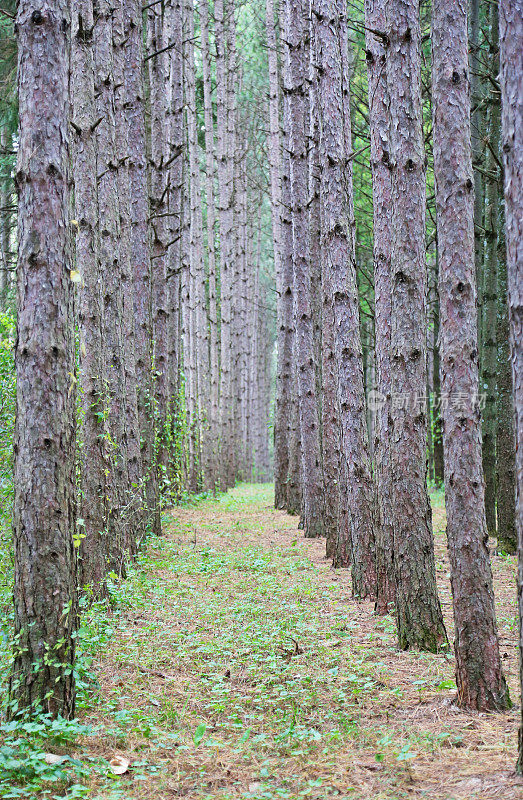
[432,0,510,710]
[283,0,325,538]
[215,0,236,489]
[384,0,448,651]
[314,0,377,595]
[364,0,395,612]
[496,248,517,554]
[281,106,302,515]
[167,0,184,495]
[432,269,445,485]
[481,5,501,538]
[147,1,171,485]
[185,0,209,490]
[113,0,144,549]
[72,0,108,592]
[94,0,129,574]
[491,0,517,556]
[10,0,77,717]
[498,0,523,769]
[124,0,160,535]
[470,0,486,351]
[200,0,220,493]
[265,0,287,509]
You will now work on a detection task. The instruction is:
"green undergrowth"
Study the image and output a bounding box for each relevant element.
[0,483,510,799]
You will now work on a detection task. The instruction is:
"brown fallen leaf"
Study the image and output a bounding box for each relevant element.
[109,755,130,775]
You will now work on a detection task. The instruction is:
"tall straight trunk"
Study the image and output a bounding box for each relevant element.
[308,20,322,457]
[432,266,445,485]
[281,107,302,515]
[470,0,486,350]
[314,0,377,595]
[364,0,395,612]
[10,0,76,716]
[321,216,341,558]
[284,0,325,538]
[124,0,160,535]
[498,0,523,771]
[432,0,510,710]
[384,0,448,652]
[200,0,220,492]
[148,2,171,484]
[215,0,236,489]
[497,248,517,554]
[72,0,108,591]
[94,0,129,573]
[113,0,144,547]
[265,0,287,508]
[185,0,209,489]
[481,9,501,537]
[491,0,517,555]
[167,0,184,490]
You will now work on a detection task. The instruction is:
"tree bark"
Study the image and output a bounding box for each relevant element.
[124,0,160,535]
[147,1,171,485]
[432,0,510,710]
[215,0,236,489]
[72,0,108,591]
[498,0,523,767]
[94,0,129,574]
[364,0,395,612]
[384,0,448,651]
[314,0,377,595]
[114,0,144,549]
[10,0,77,717]
[481,5,501,538]
[200,0,220,493]
[281,100,302,515]
[265,0,287,509]
[185,0,209,490]
[470,0,486,351]
[496,247,517,554]
[283,0,325,538]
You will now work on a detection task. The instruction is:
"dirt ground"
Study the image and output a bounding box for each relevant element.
[83,483,523,800]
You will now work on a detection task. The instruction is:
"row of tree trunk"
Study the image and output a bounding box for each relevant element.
[270,0,514,716]
[9,0,274,718]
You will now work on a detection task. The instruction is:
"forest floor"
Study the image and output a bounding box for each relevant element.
[16,484,523,799]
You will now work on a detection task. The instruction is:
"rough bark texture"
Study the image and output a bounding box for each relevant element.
[113,0,144,549]
[284,0,325,538]
[432,276,445,485]
[470,0,486,347]
[215,0,236,489]
[498,0,523,770]
[481,6,500,537]
[72,0,108,591]
[124,0,160,535]
[281,106,302,515]
[185,0,208,490]
[432,0,510,710]
[496,248,517,554]
[94,0,128,573]
[364,0,395,612]
[10,0,77,717]
[200,0,219,493]
[266,0,288,510]
[148,3,171,484]
[71,0,108,595]
[314,0,376,595]
[384,0,448,651]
